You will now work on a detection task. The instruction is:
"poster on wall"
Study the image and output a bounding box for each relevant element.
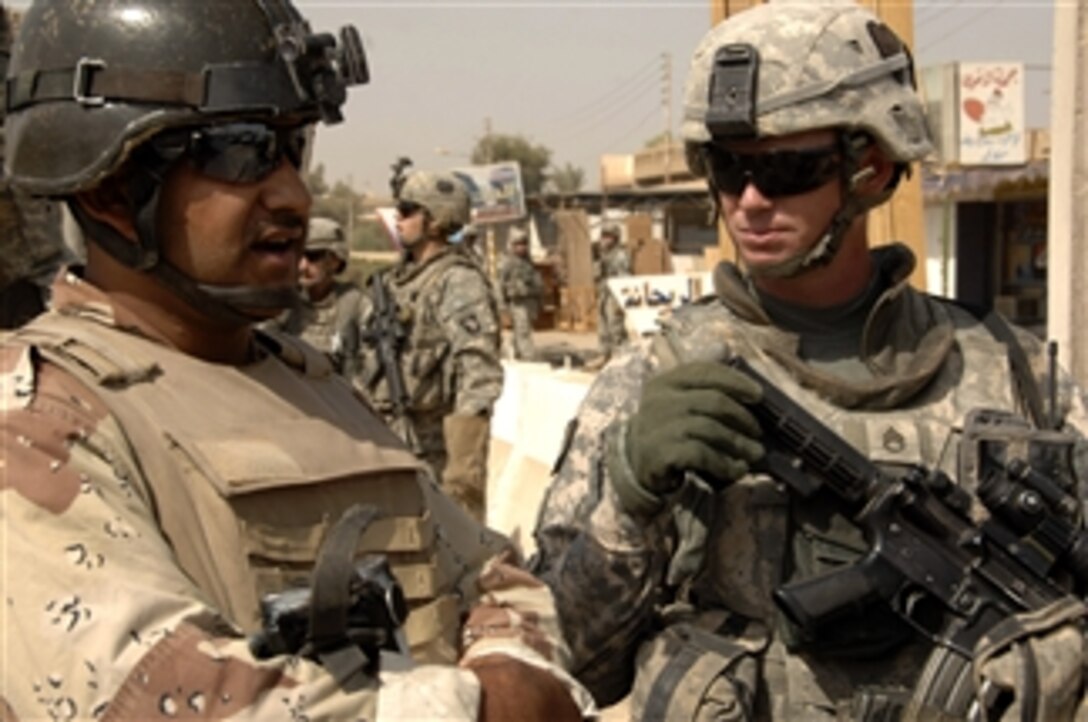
[957,62,1027,166]
[451,162,527,225]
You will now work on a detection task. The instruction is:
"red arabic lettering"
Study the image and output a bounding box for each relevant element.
[961,66,1020,90]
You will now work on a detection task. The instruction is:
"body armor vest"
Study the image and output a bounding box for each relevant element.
[651,297,1032,712]
[17,312,505,663]
[360,250,495,462]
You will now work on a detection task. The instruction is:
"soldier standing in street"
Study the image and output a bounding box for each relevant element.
[357,170,503,522]
[0,2,591,720]
[272,216,362,379]
[533,3,1088,721]
[589,223,631,369]
[498,227,543,360]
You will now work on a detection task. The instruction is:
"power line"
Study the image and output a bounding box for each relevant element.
[915,4,960,30]
[547,55,660,125]
[609,103,664,149]
[552,73,660,141]
[917,3,1004,54]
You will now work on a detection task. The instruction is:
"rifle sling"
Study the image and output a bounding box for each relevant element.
[310,503,382,687]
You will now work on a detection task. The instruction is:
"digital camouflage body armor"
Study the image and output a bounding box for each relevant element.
[357,247,502,476]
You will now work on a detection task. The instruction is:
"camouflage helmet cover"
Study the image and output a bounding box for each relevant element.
[306,216,348,264]
[509,227,529,245]
[681,1,933,176]
[397,170,471,232]
[4,0,369,196]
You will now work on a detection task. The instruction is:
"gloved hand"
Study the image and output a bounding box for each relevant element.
[611,361,765,514]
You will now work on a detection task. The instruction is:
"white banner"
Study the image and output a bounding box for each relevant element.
[607,272,713,337]
[957,62,1027,166]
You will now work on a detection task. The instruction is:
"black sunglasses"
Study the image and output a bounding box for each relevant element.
[704,144,842,199]
[303,249,331,263]
[396,201,423,218]
[151,122,308,184]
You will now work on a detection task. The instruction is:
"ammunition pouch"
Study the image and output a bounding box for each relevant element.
[630,613,767,722]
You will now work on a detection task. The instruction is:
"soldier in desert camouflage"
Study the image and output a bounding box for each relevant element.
[0,2,591,720]
[357,170,503,522]
[271,216,363,378]
[533,3,1088,721]
[498,227,543,360]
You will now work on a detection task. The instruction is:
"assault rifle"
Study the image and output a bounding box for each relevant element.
[361,274,411,424]
[726,355,1088,717]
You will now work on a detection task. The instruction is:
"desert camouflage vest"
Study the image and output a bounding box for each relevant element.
[16,312,501,663]
[283,282,360,357]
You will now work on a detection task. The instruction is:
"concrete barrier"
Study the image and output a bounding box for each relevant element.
[487,359,594,557]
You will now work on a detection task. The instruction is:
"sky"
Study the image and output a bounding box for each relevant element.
[11,0,1053,194]
[298,0,1056,196]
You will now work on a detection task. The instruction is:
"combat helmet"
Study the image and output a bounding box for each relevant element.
[306,216,348,272]
[3,0,368,322]
[681,1,933,275]
[396,170,471,236]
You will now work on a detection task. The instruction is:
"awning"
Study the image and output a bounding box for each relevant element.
[923,160,1049,203]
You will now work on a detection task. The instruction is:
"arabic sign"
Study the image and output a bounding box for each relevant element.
[957,62,1027,166]
[451,162,526,225]
[606,272,713,337]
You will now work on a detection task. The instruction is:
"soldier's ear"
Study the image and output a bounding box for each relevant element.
[74,178,138,243]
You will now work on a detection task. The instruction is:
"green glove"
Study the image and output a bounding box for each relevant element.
[612,361,765,514]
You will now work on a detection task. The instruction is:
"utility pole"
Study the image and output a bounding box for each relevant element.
[662,52,673,184]
[1047,2,1088,385]
[483,116,494,164]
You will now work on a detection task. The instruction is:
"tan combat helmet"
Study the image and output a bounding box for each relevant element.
[682,1,932,173]
[397,171,471,236]
[680,1,934,276]
[306,217,349,272]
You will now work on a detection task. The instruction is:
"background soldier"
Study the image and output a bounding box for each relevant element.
[0,2,589,720]
[588,223,630,369]
[271,216,362,378]
[498,227,543,360]
[357,170,503,522]
[533,4,1088,721]
[0,1,66,329]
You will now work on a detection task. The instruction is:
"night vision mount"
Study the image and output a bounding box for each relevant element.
[275,22,369,125]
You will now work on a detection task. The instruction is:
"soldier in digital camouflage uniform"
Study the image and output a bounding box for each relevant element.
[590,223,631,368]
[533,4,1088,721]
[357,170,503,522]
[498,227,543,360]
[0,2,66,329]
[271,216,363,379]
[0,2,593,720]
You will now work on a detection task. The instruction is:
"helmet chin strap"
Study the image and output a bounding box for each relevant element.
[69,168,299,327]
